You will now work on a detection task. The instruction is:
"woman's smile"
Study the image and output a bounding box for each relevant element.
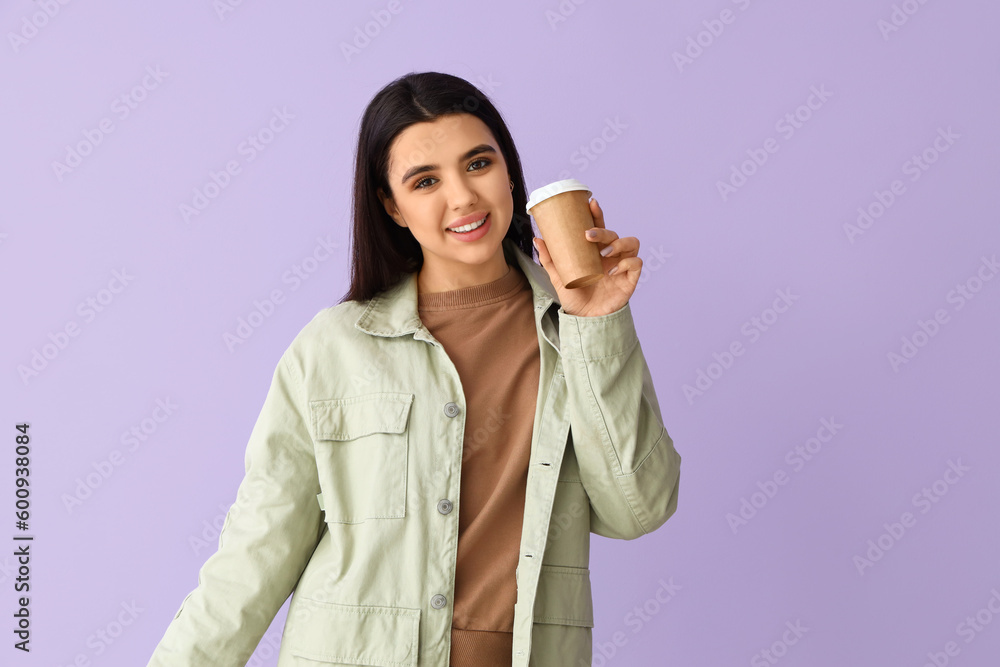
[447,213,491,240]
[446,210,489,232]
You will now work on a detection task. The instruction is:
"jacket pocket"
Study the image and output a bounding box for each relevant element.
[309,392,413,524]
[286,596,420,666]
[532,564,595,628]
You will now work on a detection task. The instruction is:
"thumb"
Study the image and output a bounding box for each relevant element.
[533,237,545,262]
[533,237,563,288]
[534,237,554,270]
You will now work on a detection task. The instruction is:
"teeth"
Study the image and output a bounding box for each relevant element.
[449,215,487,233]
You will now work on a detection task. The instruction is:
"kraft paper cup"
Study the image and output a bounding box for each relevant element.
[527,179,604,289]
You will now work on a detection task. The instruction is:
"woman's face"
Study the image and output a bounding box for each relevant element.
[379,113,513,292]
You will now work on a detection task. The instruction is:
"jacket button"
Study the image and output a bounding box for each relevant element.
[431,594,448,609]
[437,499,453,514]
[443,402,460,418]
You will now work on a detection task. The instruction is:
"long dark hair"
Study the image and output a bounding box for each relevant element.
[337,71,536,304]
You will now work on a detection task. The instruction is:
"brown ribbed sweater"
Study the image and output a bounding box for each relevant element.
[417,262,540,667]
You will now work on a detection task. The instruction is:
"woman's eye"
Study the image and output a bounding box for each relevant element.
[414,158,491,190]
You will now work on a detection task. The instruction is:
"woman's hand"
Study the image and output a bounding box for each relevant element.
[533,198,642,317]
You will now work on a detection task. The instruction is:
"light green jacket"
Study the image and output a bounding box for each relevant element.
[147,237,682,666]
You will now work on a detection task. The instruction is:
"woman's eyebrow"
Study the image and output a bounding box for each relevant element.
[400,144,497,185]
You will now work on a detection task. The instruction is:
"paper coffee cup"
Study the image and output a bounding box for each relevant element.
[527,179,604,289]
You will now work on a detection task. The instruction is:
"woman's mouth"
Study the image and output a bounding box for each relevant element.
[446,213,491,242]
[447,214,489,234]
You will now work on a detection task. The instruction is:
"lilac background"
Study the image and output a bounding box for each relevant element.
[2,0,999,665]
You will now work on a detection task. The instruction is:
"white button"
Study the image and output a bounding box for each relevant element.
[431,594,448,609]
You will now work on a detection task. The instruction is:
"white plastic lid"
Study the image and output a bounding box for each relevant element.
[526,178,591,211]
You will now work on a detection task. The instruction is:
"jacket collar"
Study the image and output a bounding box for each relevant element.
[355,237,561,341]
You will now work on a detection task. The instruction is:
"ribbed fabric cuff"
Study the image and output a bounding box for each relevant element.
[449,628,513,667]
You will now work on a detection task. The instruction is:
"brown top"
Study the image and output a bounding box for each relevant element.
[417,262,540,667]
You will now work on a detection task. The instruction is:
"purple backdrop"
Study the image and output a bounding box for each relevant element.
[2,1,999,665]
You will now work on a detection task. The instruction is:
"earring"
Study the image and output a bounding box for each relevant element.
[509,180,514,191]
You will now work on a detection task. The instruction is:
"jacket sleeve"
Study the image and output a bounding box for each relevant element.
[147,349,324,666]
[557,301,682,540]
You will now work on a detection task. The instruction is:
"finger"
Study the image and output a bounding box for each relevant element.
[608,255,642,280]
[533,236,546,264]
[585,227,619,245]
[600,236,639,257]
[533,237,564,288]
[590,198,605,228]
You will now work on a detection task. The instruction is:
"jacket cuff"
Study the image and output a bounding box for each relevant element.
[557,302,638,360]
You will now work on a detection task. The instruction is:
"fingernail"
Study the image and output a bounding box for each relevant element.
[586,229,597,238]
[607,266,618,276]
[600,245,613,257]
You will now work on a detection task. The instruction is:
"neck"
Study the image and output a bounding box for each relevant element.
[417,251,511,294]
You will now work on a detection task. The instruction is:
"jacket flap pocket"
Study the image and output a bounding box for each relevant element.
[533,564,594,628]
[310,393,414,441]
[287,597,420,666]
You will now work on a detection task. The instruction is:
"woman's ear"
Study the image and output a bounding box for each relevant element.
[378,188,406,228]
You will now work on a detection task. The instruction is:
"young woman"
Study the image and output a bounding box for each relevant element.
[147,71,681,667]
